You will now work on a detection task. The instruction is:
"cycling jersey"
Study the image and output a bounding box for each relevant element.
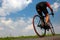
[36,2,53,16]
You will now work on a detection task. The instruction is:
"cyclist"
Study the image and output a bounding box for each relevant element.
[36,1,54,27]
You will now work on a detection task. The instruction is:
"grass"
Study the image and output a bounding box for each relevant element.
[0,35,38,40]
[0,34,60,40]
[19,35,38,38]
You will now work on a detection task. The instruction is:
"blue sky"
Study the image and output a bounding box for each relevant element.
[0,0,60,37]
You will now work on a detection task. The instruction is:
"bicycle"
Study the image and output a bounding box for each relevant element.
[32,14,55,37]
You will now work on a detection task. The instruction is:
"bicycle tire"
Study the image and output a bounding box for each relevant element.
[32,15,46,37]
[49,21,55,35]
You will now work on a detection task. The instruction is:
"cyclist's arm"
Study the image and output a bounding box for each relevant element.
[46,2,53,13]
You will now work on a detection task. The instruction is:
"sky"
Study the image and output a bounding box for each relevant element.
[0,0,60,37]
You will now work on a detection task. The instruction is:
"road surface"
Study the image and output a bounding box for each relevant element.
[12,36,60,40]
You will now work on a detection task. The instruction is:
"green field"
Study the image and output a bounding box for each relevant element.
[0,34,60,40]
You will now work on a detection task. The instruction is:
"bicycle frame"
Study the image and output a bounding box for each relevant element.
[32,14,55,37]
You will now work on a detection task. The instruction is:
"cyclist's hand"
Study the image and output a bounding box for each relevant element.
[51,12,54,17]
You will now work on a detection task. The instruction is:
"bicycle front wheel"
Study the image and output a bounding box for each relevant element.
[32,15,46,37]
[49,21,55,35]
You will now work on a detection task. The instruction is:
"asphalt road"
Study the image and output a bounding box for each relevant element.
[12,36,60,40]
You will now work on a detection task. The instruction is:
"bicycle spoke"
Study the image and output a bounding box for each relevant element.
[33,15,46,37]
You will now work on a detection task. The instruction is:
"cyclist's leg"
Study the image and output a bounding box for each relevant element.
[36,6,45,26]
[45,14,50,24]
[42,8,50,25]
[47,19,53,28]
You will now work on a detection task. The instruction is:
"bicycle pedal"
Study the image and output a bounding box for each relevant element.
[37,24,41,27]
[44,26,50,30]
[37,25,43,28]
[47,29,49,31]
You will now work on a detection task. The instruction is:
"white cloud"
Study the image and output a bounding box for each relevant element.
[22,18,33,32]
[0,16,60,37]
[53,23,60,34]
[0,0,32,16]
[51,2,60,11]
[0,0,60,37]
[25,24,33,30]
[22,23,33,32]
[0,17,34,37]
[0,27,4,30]
[0,18,15,30]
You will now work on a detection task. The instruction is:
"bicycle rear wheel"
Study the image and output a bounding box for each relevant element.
[32,15,46,37]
